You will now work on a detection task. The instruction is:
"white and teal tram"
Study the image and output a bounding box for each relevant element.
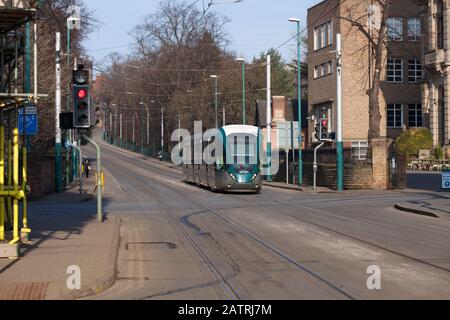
[183,125,263,193]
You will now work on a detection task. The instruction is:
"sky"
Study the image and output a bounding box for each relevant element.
[84,0,319,67]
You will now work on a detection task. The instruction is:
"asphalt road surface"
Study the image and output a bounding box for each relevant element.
[84,139,450,300]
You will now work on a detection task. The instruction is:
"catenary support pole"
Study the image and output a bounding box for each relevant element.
[336,33,344,192]
[286,123,289,184]
[161,106,164,152]
[215,78,218,129]
[120,113,123,146]
[55,32,62,193]
[133,112,135,150]
[296,21,303,186]
[223,107,226,126]
[141,103,144,154]
[242,60,246,125]
[266,54,272,182]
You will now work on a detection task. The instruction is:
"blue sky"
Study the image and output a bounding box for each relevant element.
[84,0,319,66]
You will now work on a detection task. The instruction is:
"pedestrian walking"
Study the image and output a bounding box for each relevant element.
[85,159,91,178]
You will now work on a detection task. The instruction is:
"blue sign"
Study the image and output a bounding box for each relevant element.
[442,170,450,189]
[18,114,38,135]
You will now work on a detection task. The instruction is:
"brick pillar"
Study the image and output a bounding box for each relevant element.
[422,81,429,128]
[428,82,440,147]
[429,0,435,51]
[371,138,393,191]
[444,76,450,145]
[272,96,286,122]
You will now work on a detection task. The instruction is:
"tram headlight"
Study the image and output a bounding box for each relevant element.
[230,173,236,180]
[252,174,257,181]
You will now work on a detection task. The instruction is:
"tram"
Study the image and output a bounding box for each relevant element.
[183,125,262,193]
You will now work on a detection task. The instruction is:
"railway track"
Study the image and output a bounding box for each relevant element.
[100,142,450,275]
[100,144,358,299]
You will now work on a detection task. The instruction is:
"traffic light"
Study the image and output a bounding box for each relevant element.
[314,120,321,141]
[73,84,91,128]
[320,118,329,140]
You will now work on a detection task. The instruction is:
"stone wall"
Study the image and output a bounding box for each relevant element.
[28,157,55,199]
[272,148,373,190]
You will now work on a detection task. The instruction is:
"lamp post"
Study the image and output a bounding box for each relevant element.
[210,75,219,129]
[140,101,151,155]
[289,17,303,186]
[140,102,144,154]
[237,58,246,125]
[161,104,164,153]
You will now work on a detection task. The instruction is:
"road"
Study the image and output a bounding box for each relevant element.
[84,139,450,300]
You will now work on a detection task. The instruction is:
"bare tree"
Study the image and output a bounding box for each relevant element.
[338,0,392,141]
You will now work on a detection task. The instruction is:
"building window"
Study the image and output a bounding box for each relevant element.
[387,17,403,41]
[313,61,333,79]
[387,104,403,128]
[407,17,421,41]
[408,59,422,83]
[351,141,369,161]
[314,21,333,50]
[408,104,423,127]
[387,58,403,83]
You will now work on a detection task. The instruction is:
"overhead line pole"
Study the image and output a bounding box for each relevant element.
[289,17,303,186]
[55,32,62,193]
[336,33,344,192]
[266,54,272,182]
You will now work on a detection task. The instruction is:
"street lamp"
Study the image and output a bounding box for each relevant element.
[140,101,151,155]
[289,17,303,186]
[210,75,219,129]
[236,58,246,125]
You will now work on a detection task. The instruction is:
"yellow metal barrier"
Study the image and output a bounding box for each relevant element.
[93,172,105,194]
[0,102,31,250]
[7,138,12,225]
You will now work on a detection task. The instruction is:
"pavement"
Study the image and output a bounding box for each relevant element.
[262,181,336,193]
[0,168,121,300]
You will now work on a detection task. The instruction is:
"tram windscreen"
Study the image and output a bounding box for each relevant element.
[227,134,258,172]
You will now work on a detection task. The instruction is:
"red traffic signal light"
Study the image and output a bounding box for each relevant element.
[77,88,87,99]
[73,84,90,129]
[321,119,328,127]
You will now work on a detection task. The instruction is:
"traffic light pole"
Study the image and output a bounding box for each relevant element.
[68,141,82,194]
[81,134,102,223]
[313,142,325,191]
[336,34,344,192]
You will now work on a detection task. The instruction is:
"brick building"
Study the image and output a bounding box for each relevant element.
[307,0,423,154]
[422,0,450,147]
